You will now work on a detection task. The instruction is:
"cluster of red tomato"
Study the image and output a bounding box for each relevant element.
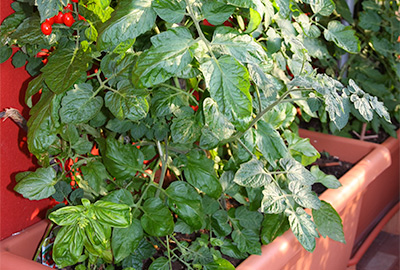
[40,0,82,35]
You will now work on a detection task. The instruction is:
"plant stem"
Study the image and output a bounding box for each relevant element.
[166,235,173,269]
[155,139,168,197]
[223,88,296,144]
[237,139,257,159]
[185,0,218,62]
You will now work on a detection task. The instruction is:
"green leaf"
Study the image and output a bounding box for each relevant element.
[48,205,85,226]
[105,86,149,121]
[220,239,248,259]
[171,111,201,145]
[81,161,110,194]
[312,201,345,243]
[235,206,263,231]
[102,189,135,207]
[347,79,390,122]
[245,8,262,33]
[52,225,85,268]
[234,159,273,188]
[60,83,103,124]
[335,0,354,23]
[211,210,233,237]
[288,208,319,252]
[323,20,360,53]
[14,167,57,200]
[132,27,196,88]
[358,10,381,32]
[211,27,269,67]
[0,46,12,64]
[288,181,321,209]
[141,197,174,236]
[101,53,137,86]
[52,181,72,202]
[11,50,27,68]
[275,0,290,17]
[92,200,132,227]
[152,0,186,23]
[85,0,114,22]
[280,157,316,185]
[201,55,252,131]
[200,98,235,149]
[310,0,335,16]
[285,130,320,166]
[41,47,92,94]
[166,181,205,230]
[9,17,47,46]
[370,36,393,58]
[256,121,288,168]
[122,239,156,269]
[112,219,144,263]
[151,86,188,117]
[261,183,287,214]
[248,64,280,99]
[103,137,144,180]
[232,228,261,255]
[149,257,170,270]
[204,258,235,270]
[261,213,290,244]
[97,0,156,50]
[311,166,341,189]
[36,0,67,21]
[226,0,256,9]
[183,151,222,198]
[202,2,235,25]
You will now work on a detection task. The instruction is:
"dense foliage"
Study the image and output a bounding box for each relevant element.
[0,0,392,269]
[299,0,399,138]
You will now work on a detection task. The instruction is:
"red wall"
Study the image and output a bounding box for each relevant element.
[1,0,51,240]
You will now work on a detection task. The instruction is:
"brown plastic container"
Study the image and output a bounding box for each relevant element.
[351,129,400,263]
[0,220,50,269]
[238,129,392,270]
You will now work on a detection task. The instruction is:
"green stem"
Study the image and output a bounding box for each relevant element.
[159,83,199,105]
[222,88,298,144]
[254,84,263,113]
[185,0,218,62]
[131,180,154,218]
[155,139,168,197]
[237,139,256,159]
[166,235,173,270]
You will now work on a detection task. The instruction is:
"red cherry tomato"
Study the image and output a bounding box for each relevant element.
[223,20,233,27]
[78,14,86,21]
[64,3,73,11]
[63,12,75,27]
[71,0,79,2]
[41,22,52,35]
[54,11,64,24]
[203,19,215,27]
[45,17,55,25]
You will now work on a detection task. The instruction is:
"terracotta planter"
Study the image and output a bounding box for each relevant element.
[351,129,400,262]
[238,129,392,270]
[0,220,50,270]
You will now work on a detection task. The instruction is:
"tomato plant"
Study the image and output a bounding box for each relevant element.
[0,0,392,269]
